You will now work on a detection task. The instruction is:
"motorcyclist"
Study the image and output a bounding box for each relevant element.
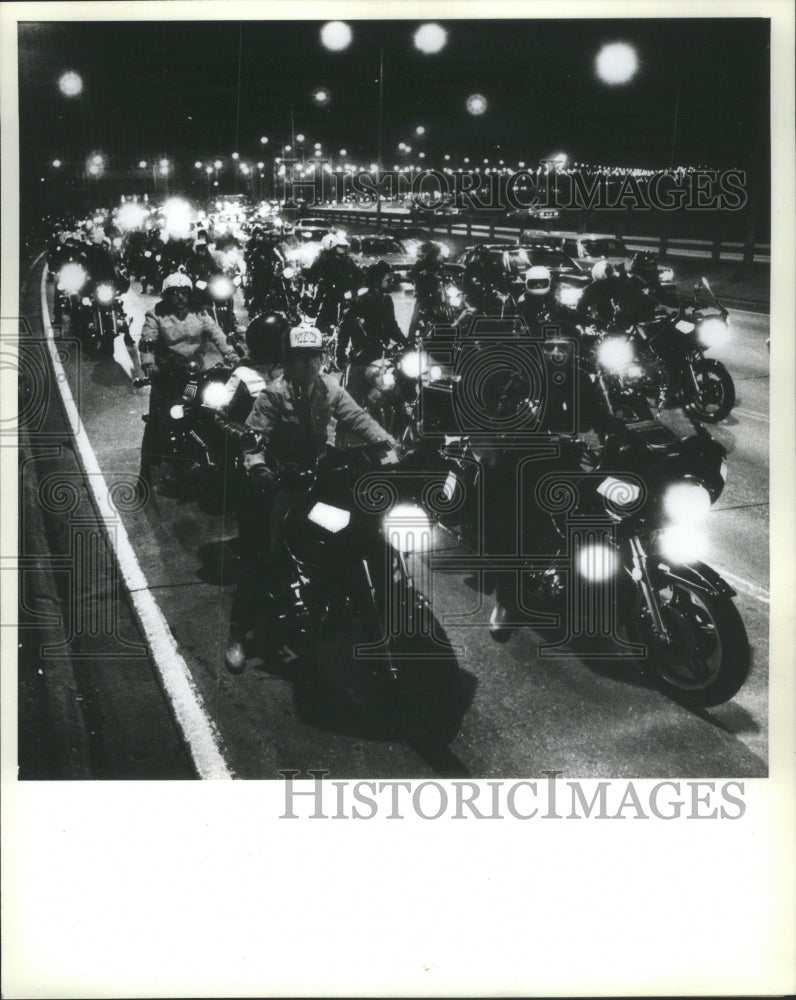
[78,226,130,293]
[215,311,288,423]
[245,230,291,314]
[462,243,511,313]
[138,272,238,491]
[576,260,658,329]
[336,261,409,402]
[224,321,398,673]
[305,233,363,333]
[407,241,446,336]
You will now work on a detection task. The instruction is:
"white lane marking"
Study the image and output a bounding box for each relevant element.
[40,268,234,779]
[713,567,770,605]
[734,407,769,423]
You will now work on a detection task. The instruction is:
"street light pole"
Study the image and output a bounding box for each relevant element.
[376,47,384,227]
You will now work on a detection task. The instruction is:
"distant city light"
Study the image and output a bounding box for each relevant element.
[414,23,447,54]
[194,161,202,169]
[466,94,488,115]
[595,42,639,85]
[415,126,426,136]
[52,159,62,168]
[214,159,222,169]
[232,151,239,160]
[260,136,269,144]
[139,160,147,169]
[296,134,305,143]
[312,88,331,106]
[58,71,83,97]
[321,21,352,51]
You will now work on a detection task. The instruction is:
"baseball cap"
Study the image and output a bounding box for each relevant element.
[288,324,324,352]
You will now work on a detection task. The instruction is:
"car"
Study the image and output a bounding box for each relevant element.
[521,230,676,291]
[506,206,561,223]
[446,242,591,308]
[291,217,334,242]
[348,234,417,285]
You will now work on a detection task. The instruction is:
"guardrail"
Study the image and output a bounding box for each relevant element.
[306,207,770,264]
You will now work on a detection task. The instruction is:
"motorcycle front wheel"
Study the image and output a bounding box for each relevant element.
[683,358,735,423]
[628,578,749,707]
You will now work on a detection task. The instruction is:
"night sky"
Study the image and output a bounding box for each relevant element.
[19,18,769,176]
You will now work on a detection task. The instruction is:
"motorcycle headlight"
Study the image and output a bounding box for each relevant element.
[626,363,644,380]
[429,365,442,381]
[202,381,230,409]
[57,262,87,294]
[307,501,351,534]
[95,283,115,304]
[282,266,295,279]
[169,404,185,420]
[697,317,730,349]
[555,284,583,308]
[659,524,709,565]
[210,275,234,299]
[399,350,428,379]
[382,371,396,389]
[384,504,432,553]
[658,267,675,283]
[577,543,618,581]
[663,482,712,524]
[446,286,462,307]
[597,337,634,373]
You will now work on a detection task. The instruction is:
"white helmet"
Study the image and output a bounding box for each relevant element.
[335,234,350,249]
[525,265,552,296]
[161,272,193,293]
[321,233,339,252]
[90,226,106,245]
[591,260,614,281]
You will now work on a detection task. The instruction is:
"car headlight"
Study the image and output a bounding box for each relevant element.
[210,276,234,299]
[659,524,709,565]
[577,543,618,581]
[697,317,730,349]
[57,262,87,294]
[169,404,185,420]
[307,501,351,534]
[201,381,230,408]
[663,482,712,524]
[384,503,432,553]
[95,283,115,304]
[597,336,634,373]
[555,284,584,308]
[399,350,428,379]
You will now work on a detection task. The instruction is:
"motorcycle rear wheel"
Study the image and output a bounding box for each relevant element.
[684,358,735,423]
[628,578,749,707]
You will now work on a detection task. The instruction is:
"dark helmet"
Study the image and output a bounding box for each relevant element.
[418,240,441,262]
[245,311,289,364]
[365,260,392,289]
[471,244,492,262]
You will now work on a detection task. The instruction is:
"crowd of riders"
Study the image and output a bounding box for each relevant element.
[39,199,703,673]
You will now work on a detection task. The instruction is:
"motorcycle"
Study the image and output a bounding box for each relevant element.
[620,277,735,423]
[53,259,89,331]
[411,411,748,707]
[241,438,466,745]
[245,253,300,319]
[192,271,241,335]
[78,279,133,359]
[136,360,239,510]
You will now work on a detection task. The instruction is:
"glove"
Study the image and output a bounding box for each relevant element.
[248,464,277,492]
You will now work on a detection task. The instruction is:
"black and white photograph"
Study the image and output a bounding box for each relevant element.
[2,2,794,996]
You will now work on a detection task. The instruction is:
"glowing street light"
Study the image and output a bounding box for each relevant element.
[296,133,305,144]
[415,125,426,136]
[339,148,347,157]
[466,94,488,115]
[58,71,83,97]
[213,159,223,169]
[260,136,269,145]
[414,23,447,54]
[194,160,202,169]
[312,88,331,106]
[595,42,639,85]
[139,160,148,169]
[320,21,352,51]
[231,151,239,160]
[52,159,62,168]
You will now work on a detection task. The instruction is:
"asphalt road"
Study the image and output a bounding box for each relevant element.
[32,263,770,779]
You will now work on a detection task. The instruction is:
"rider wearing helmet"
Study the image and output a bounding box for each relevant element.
[462,243,511,314]
[224,321,398,672]
[336,260,408,386]
[515,265,555,331]
[305,231,363,333]
[577,258,656,328]
[407,241,446,336]
[138,272,238,490]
